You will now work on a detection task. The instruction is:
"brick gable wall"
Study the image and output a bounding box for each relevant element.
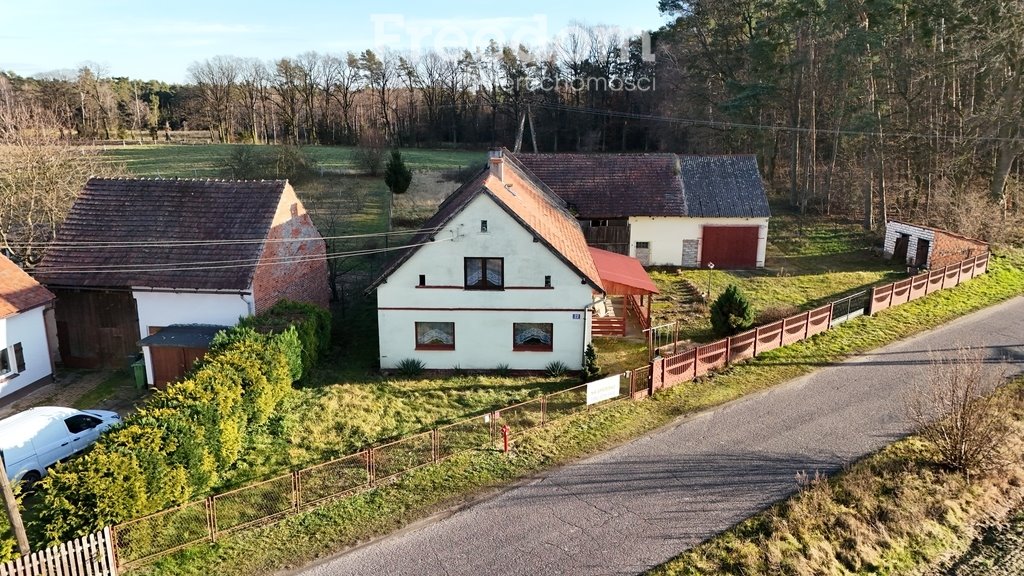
[252,185,330,313]
[931,231,988,269]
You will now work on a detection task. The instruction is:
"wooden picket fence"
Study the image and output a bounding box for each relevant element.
[0,527,117,576]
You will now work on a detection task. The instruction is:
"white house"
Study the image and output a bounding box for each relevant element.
[511,151,771,268]
[370,151,609,372]
[0,254,56,403]
[34,178,330,388]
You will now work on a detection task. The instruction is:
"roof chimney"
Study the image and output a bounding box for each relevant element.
[488,149,504,182]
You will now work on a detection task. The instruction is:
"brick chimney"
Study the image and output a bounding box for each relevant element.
[488,149,504,182]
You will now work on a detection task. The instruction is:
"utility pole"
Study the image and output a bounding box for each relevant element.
[0,454,30,556]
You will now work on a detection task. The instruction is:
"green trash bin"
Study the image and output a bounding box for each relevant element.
[132,359,146,390]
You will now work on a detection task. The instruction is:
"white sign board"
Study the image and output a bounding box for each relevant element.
[586,374,621,405]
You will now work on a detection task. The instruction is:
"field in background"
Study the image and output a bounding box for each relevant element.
[98,143,485,178]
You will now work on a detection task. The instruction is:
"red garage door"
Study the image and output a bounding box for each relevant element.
[701,226,760,269]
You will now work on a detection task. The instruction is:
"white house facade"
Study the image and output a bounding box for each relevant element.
[0,255,56,402]
[373,153,606,372]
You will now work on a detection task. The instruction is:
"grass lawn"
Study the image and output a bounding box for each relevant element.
[97,144,485,178]
[650,208,904,344]
[132,249,1024,575]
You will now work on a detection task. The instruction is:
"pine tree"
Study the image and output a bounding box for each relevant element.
[710,284,754,337]
[384,149,413,194]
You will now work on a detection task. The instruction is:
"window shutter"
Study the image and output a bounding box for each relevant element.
[13,343,25,373]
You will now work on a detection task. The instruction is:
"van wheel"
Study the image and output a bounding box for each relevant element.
[19,472,41,491]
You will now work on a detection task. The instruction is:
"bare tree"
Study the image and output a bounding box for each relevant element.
[187,55,240,142]
[905,347,1014,481]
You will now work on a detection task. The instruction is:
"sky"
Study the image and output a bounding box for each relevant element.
[0,0,669,83]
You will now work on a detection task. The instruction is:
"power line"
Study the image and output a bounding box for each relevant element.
[34,236,451,275]
[7,227,436,249]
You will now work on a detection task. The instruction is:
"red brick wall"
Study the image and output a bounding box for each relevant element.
[252,185,330,313]
[931,231,988,269]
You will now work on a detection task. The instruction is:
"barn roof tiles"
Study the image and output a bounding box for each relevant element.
[511,151,770,219]
[33,178,290,291]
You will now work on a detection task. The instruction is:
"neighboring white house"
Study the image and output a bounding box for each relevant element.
[370,151,608,371]
[0,254,56,403]
[34,178,331,388]
[511,151,771,268]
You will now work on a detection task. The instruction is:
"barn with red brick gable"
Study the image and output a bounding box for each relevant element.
[34,178,329,387]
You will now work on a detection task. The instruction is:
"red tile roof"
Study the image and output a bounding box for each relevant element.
[588,247,659,295]
[370,155,604,293]
[0,255,55,318]
[34,178,291,291]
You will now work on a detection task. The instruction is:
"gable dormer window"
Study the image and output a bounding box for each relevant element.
[480,220,488,233]
[465,257,503,290]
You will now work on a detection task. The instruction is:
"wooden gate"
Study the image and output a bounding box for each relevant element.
[0,527,117,576]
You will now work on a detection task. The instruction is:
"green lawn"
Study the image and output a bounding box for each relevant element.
[133,249,1024,576]
[97,144,485,178]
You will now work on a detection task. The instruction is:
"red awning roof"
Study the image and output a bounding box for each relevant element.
[588,247,660,295]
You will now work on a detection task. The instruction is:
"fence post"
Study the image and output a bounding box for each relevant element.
[803,311,811,339]
[292,470,300,512]
[956,259,963,285]
[106,525,120,575]
[753,327,760,357]
[725,337,732,365]
[432,429,439,463]
[206,496,217,542]
[541,396,547,426]
[778,322,784,347]
[367,448,376,486]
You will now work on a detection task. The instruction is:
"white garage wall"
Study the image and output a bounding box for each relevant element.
[626,217,770,267]
[133,290,255,386]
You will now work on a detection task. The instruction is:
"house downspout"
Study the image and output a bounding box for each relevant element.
[581,295,608,368]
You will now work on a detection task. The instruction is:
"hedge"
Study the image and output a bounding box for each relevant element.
[32,302,329,544]
[238,300,331,378]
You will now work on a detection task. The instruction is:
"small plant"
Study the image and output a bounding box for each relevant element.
[451,364,465,376]
[583,344,600,379]
[545,361,570,378]
[384,149,413,194]
[494,363,512,377]
[710,284,755,337]
[395,358,426,378]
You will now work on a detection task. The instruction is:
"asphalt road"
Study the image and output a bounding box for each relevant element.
[297,297,1024,576]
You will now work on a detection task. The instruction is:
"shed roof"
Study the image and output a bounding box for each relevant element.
[140,324,226,349]
[588,247,659,296]
[0,254,55,319]
[34,178,291,291]
[510,151,770,219]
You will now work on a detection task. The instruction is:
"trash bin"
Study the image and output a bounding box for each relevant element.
[131,359,146,390]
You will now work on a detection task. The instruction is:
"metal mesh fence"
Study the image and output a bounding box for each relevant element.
[496,397,544,432]
[298,453,369,507]
[213,474,294,534]
[112,500,209,566]
[544,385,587,422]
[373,431,434,481]
[437,416,492,460]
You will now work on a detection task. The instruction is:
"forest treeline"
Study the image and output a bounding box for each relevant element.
[2,0,1023,241]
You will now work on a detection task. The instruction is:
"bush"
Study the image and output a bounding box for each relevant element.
[33,323,301,543]
[396,358,425,378]
[545,361,570,378]
[384,150,413,194]
[353,142,385,176]
[584,344,600,379]
[238,300,332,378]
[223,145,264,179]
[905,347,1013,480]
[710,284,755,337]
[755,305,801,325]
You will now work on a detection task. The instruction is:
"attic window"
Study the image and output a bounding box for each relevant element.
[544,275,552,288]
[480,220,488,233]
[465,257,503,290]
[418,275,426,287]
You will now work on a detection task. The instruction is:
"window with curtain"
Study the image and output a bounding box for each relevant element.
[513,323,554,351]
[464,257,504,289]
[416,322,455,350]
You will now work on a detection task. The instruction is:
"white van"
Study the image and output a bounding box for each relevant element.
[0,406,121,484]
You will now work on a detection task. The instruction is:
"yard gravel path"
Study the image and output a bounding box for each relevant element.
[294,296,1024,576]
